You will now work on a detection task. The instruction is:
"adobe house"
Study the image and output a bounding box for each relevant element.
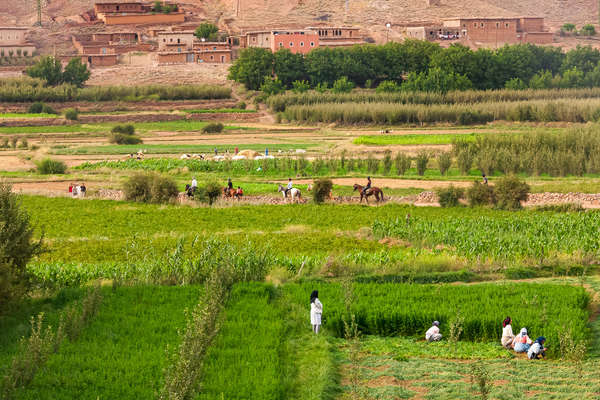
[193,42,231,52]
[66,54,119,67]
[0,27,36,57]
[157,49,231,64]
[157,30,195,51]
[305,26,364,47]
[443,16,553,45]
[242,29,319,54]
[94,2,184,25]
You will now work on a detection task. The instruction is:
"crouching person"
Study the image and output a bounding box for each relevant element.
[426,320,442,342]
[513,328,533,353]
[528,337,547,360]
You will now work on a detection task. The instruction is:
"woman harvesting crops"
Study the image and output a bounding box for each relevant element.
[310,290,323,334]
[501,316,515,349]
[513,328,533,353]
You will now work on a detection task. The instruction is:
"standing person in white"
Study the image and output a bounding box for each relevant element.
[310,290,323,334]
[191,177,198,193]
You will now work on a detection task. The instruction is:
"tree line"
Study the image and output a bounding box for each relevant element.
[229,41,600,93]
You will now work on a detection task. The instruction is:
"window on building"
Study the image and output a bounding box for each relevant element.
[300,41,304,46]
[496,22,500,28]
[213,46,216,50]
[279,42,283,47]
[170,38,173,42]
[252,37,256,42]
[178,47,181,52]
[481,23,484,27]
[473,22,477,28]
[310,41,315,46]
[210,55,214,60]
[290,42,293,47]
[177,38,180,43]
[506,23,510,28]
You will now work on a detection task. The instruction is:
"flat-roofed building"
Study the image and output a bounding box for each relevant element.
[0,27,36,57]
[442,16,553,45]
[242,29,319,54]
[306,26,364,47]
[157,30,194,51]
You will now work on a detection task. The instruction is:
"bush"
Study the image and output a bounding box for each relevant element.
[292,80,310,93]
[123,173,178,204]
[28,102,44,113]
[315,82,328,93]
[562,23,576,32]
[331,76,354,93]
[312,178,333,204]
[436,186,464,208]
[466,181,496,207]
[580,24,596,36]
[0,183,42,312]
[41,104,56,114]
[36,158,66,174]
[376,80,401,93]
[437,152,452,175]
[64,108,78,120]
[415,151,429,176]
[111,124,135,135]
[394,153,411,175]
[382,150,393,175]
[123,173,153,203]
[109,133,142,145]
[202,122,224,134]
[494,175,530,210]
[204,181,222,205]
[236,101,247,110]
[260,77,284,95]
[150,175,179,204]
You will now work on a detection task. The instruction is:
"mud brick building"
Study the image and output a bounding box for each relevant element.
[443,17,553,45]
[93,2,184,25]
[71,31,153,67]
[156,29,232,64]
[306,26,364,47]
[0,27,36,57]
[240,29,319,54]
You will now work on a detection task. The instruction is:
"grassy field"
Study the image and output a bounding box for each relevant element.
[354,133,478,145]
[50,143,314,155]
[0,113,60,119]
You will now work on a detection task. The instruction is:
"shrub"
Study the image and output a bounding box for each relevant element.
[437,152,452,175]
[0,183,42,312]
[64,108,78,120]
[376,80,401,93]
[36,158,66,174]
[312,178,333,204]
[41,104,57,114]
[28,102,44,113]
[111,124,135,135]
[109,133,142,145]
[292,80,310,93]
[562,23,576,32]
[436,186,464,208]
[123,173,178,204]
[416,151,429,176]
[123,173,153,203]
[394,153,411,175]
[150,175,179,204]
[331,76,354,93]
[10,137,18,149]
[237,101,247,110]
[505,77,527,90]
[204,181,222,205]
[494,175,530,210]
[580,24,596,36]
[202,122,224,134]
[315,82,328,93]
[260,77,284,95]
[18,138,28,149]
[466,181,496,207]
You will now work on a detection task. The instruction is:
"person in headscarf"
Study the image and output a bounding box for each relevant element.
[501,316,515,349]
[426,320,442,342]
[528,337,547,359]
[310,290,323,334]
[513,327,533,353]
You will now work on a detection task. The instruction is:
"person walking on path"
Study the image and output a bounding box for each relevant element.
[310,290,323,334]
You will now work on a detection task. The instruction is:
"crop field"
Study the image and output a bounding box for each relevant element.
[3,79,600,400]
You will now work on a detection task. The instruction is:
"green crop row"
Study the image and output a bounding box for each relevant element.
[13,286,200,400]
[372,211,600,261]
[354,133,478,146]
[267,88,600,112]
[284,282,590,357]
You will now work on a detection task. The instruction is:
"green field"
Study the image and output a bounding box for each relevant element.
[50,143,314,155]
[354,133,478,145]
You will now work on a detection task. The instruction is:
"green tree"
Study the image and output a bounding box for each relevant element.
[430,43,477,82]
[562,23,576,32]
[259,76,284,95]
[194,23,219,41]
[228,47,274,90]
[562,45,600,74]
[25,56,63,86]
[494,44,538,84]
[402,67,472,93]
[528,70,554,89]
[331,76,354,93]
[62,58,90,87]
[305,47,341,86]
[0,183,43,311]
[375,80,401,93]
[505,77,527,90]
[273,49,307,88]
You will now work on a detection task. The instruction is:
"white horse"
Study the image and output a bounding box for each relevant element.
[278,184,302,203]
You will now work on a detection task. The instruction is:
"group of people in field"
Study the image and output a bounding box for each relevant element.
[68,183,86,198]
[309,293,547,360]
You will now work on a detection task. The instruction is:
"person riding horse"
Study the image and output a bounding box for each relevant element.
[363,177,372,195]
[285,178,293,198]
[227,178,233,190]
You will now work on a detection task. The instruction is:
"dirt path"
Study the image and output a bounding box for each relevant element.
[285,178,472,189]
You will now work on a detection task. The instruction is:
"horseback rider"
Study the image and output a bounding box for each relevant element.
[285,178,293,198]
[363,176,372,195]
[236,186,243,197]
[227,178,233,191]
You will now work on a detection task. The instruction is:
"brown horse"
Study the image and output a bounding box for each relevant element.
[353,184,384,203]
[223,187,242,199]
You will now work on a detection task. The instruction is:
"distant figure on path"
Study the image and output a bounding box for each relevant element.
[79,183,86,198]
[265,148,269,156]
[482,173,488,185]
[310,290,323,334]
[227,178,233,190]
[426,321,442,342]
[235,147,239,154]
[191,177,198,193]
[285,178,293,198]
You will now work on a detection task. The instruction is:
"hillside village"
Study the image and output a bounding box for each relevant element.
[0,0,597,73]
